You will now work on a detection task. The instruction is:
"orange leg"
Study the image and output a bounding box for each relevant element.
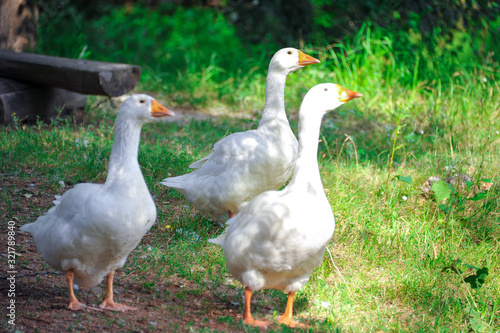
[242,287,270,327]
[66,270,85,311]
[278,292,305,327]
[228,211,235,219]
[99,271,136,312]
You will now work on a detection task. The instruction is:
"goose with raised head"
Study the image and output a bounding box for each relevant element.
[161,48,320,220]
[209,83,362,327]
[21,95,174,311]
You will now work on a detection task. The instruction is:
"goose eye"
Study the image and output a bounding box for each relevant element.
[139,99,145,104]
[287,51,292,55]
[324,88,328,91]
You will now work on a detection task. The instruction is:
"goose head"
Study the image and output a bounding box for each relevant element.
[269,47,320,74]
[300,83,363,116]
[119,94,175,123]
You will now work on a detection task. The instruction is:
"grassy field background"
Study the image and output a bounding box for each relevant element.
[1,2,499,332]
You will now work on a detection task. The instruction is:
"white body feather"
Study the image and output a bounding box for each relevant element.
[163,124,296,220]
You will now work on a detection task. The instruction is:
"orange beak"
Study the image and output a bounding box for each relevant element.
[151,100,175,118]
[298,50,320,66]
[338,86,363,102]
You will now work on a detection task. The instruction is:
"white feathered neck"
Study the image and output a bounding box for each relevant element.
[258,62,293,132]
[286,105,325,195]
[105,112,145,186]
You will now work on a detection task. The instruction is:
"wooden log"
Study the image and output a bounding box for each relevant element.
[0,78,87,124]
[0,49,141,97]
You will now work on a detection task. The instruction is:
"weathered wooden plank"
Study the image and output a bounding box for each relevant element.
[0,49,141,97]
[0,78,87,124]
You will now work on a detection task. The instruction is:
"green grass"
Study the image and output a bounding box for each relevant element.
[3,2,499,331]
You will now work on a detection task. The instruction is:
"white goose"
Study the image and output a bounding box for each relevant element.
[21,95,174,311]
[161,48,320,220]
[209,83,362,327]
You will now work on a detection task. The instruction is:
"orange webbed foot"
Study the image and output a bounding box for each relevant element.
[98,270,136,312]
[66,270,85,311]
[277,291,308,327]
[99,300,136,312]
[279,316,306,328]
[243,317,271,328]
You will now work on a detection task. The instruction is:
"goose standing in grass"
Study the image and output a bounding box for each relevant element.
[21,95,174,311]
[209,83,362,327]
[161,48,320,220]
